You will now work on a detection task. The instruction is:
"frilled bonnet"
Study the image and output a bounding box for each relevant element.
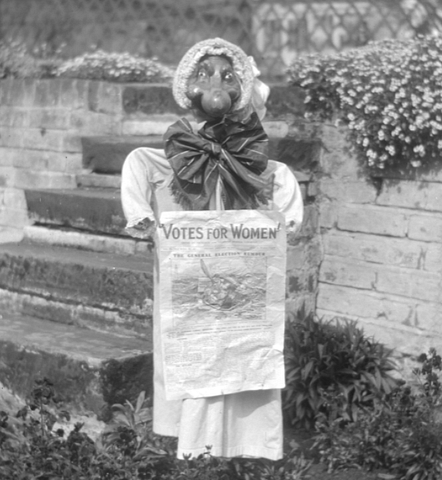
[172,38,256,113]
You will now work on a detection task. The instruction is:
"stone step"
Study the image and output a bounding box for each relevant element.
[25,187,126,235]
[77,172,121,189]
[0,312,152,419]
[0,240,153,337]
[82,133,320,175]
[82,135,164,174]
[0,287,150,339]
[23,225,150,256]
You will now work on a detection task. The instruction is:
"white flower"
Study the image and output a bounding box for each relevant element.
[413,145,425,156]
[292,35,442,169]
[386,145,396,156]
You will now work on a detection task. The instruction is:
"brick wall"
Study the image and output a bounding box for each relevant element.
[317,124,442,357]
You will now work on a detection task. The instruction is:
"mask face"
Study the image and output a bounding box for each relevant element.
[186,55,242,120]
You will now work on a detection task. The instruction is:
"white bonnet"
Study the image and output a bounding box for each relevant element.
[172,38,256,112]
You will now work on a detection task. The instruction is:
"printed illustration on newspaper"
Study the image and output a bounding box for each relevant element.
[158,210,287,400]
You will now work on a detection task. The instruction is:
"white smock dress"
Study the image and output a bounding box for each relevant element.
[121,133,303,460]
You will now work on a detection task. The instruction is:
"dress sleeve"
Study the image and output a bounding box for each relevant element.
[271,161,304,234]
[121,147,166,238]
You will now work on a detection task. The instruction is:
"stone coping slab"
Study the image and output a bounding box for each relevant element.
[0,313,153,419]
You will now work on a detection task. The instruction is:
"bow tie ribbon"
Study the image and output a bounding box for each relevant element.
[164,112,271,210]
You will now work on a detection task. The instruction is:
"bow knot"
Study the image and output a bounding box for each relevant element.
[208,142,222,157]
[164,112,271,210]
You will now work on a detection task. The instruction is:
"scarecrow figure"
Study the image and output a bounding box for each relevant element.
[121,38,303,460]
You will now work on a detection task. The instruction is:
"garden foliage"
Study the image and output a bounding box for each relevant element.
[2,335,442,479]
[313,348,442,480]
[283,313,397,428]
[0,380,310,480]
[0,40,174,83]
[288,35,442,171]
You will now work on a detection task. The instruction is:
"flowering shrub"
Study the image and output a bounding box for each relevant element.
[288,35,442,171]
[57,50,174,83]
[0,41,174,83]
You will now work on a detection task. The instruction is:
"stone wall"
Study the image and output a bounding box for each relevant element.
[0,78,118,240]
[317,124,442,357]
[0,78,320,318]
[3,78,440,357]
[0,79,187,238]
[3,78,440,358]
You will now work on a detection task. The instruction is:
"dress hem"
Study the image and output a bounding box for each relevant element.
[177,444,283,461]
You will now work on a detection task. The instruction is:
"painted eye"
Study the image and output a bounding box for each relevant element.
[224,71,234,81]
[198,70,207,79]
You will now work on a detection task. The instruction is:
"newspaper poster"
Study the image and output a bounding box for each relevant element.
[158,210,287,401]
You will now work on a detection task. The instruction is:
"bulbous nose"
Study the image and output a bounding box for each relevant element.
[201,89,232,117]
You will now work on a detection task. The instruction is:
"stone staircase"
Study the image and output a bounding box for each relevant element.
[0,83,316,421]
[0,134,166,419]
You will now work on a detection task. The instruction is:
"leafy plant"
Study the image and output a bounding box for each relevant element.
[413,348,442,410]
[288,35,442,172]
[0,380,315,480]
[98,390,178,479]
[27,377,70,434]
[313,349,442,480]
[283,313,397,428]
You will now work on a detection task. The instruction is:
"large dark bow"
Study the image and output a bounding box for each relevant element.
[163,112,271,210]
